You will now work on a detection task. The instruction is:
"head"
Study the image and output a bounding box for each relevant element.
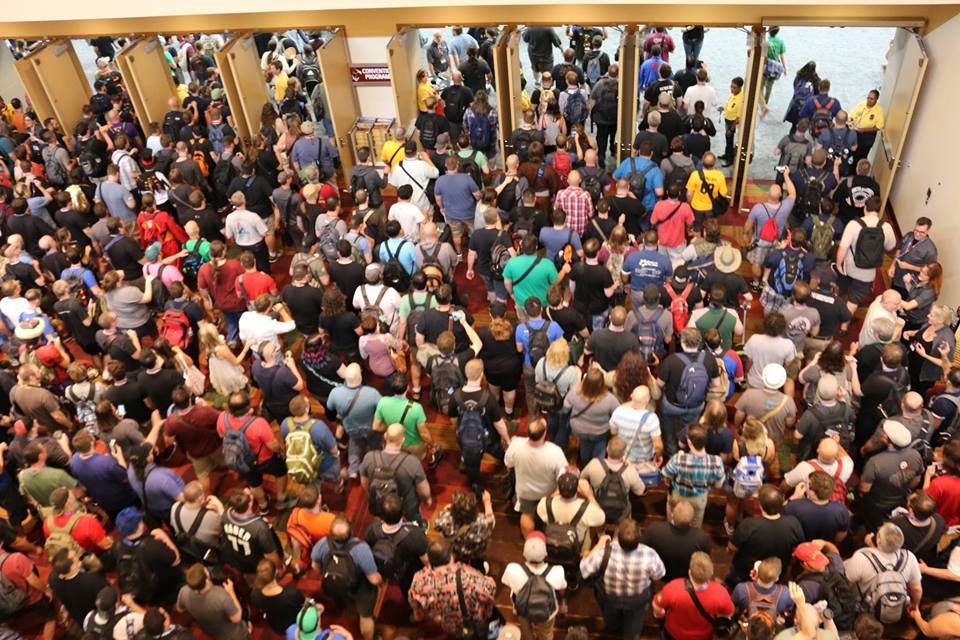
[616,519,641,552]
[876,522,905,554]
[758,485,784,516]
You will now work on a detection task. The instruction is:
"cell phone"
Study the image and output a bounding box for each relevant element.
[203,548,216,562]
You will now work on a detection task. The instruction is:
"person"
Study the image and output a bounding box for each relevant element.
[112,507,183,608]
[433,489,496,573]
[889,490,944,565]
[836,196,896,314]
[440,72,474,143]
[783,470,851,543]
[760,227,816,316]
[844,522,922,617]
[409,539,497,638]
[501,532,567,640]
[250,559,305,636]
[734,363,797,474]
[849,89,885,163]
[652,183,695,266]
[902,303,956,398]
[590,64,619,160]
[900,261,942,332]
[69,429,138,521]
[858,290,904,348]
[504,417,568,537]
[175,563,247,640]
[653,551,735,640]
[49,547,109,630]
[718,77,744,167]
[622,230,673,309]
[744,174,797,291]
[926,439,960,527]
[609,384,663,479]
[311,515,382,640]
[859,420,924,531]
[726,485,805,588]
[579,519,665,640]
[579,436,646,524]
[434,155,480,254]
[640,498,711,582]
[661,424,725,528]
[657,327,721,457]
[612,141,664,216]
[364,492,429,592]
[84,586,144,640]
[451,358,511,492]
[197,240,246,346]
[467,207,513,304]
[759,26,787,114]
[359,423,432,524]
[564,368,619,465]
[389,145,438,216]
[125,442,186,527]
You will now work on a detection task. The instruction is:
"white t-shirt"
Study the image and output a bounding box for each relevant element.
[504,438,568,502]
[744,334,797,388]
[501,562,567,619]
[683,84,718,115]
[388,202,425,242]
[858,297,897,347]
[389,159,439,211]
[783,455,855,487]
[238,310,296,352]
[224,208,268,247]
[352,284,402,333]
[536,496,606,552]
[0,296,31,329]
[839,216,896,284]
[844,547,921,595]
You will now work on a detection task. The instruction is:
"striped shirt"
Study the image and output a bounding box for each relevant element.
[662,451,725,497]
[580,541,665,598]
[610,406,661,463]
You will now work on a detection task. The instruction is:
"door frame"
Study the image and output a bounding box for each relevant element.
[316,27,361,173]
[730,26,766,213]
[616,25,641,164]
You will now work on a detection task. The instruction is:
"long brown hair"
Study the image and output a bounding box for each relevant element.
[489,317,512,341]
[472,90,491,118]
[579,368,608,402]
[614,351,652,401]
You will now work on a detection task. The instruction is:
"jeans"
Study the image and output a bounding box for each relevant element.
[659,395,704,459]
[683,38,704,66]
[577,432,608,467]
[523,363,537,417]
[596,122,618,159]
[600,592,651,640]
[547,410,571,448]
[347,431,377,475]
[479,273,508,302]
[591,308,610,331]
[222,311,242,344]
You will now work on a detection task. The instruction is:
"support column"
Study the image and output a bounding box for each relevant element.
[386,28,421,133]
[316,28,360,174]
[616,26,640,163]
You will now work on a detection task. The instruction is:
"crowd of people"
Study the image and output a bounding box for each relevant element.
[0,21,951,640]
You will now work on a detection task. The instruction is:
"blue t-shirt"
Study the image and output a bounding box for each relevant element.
[638,56,666,88]
[70,452,137,515]
[327,384,382,436]
[622,248,673,292]
[747,198,795,241]
[799,93,842,121]
[61,266,99,290]
[311,537,378,576]
[514,318,564,366]
[732,580,794,614]
[931,391,960,426]
[434,173,479,220]
[127,464,185,519]
[817,128,857,154]
[379,238,417,275]
[612,156,663,213]
[539,227,582,261]
[281,417,339,477]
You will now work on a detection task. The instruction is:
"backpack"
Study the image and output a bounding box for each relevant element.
[795,171,827,223]
[456,390,489,459]
[67,382,98,432]
[285,418,322,484]
[852,218,886,269]
[563,90,588,125]
[181,240,205,277]
[810,215,837,261]
[878,369,909,420]
[745,582,784,619]
[860,549,909,623]
[420,115,439,150]
[208,123,227,155]
[525,321,551,365]
[163,110,184,140]
[808,459,848,505]
[544,498,589,565]
[221,415,258,473]
[513,565,558,623]
[911,411,935,466]
[213,156,238,197]
[758,204,782,243]
[554,229,580,272]
[78,138,105,178]
[628,157,655,199]
[687,241,718,285]
[138,211,169,247]
[706,352,731,403]
[367,452,407,517]
[430,353,465,417]
[596,460,629,523]
[533,361,570,413]
[158,308,191,349]
[86,610,122,640]
[382,240,411,293]
[513,129,535,163]
[469,114,492,151]
[459,152,484,188]
[811,97,836,134]
[63,269,94,306]
[371,524,414,583]
[798,568,860,631]
[733,451,765,496]
[932,393,960,447]
[585,53,603,86]
[191,140,210,177]
[44,512,85,558]
[404,291,434,346]
[773,249,805,295]
[780,138,809,173]
[664,158,693,194]
[317,218,341,262]
[420,243,446,290]
[43,146,68,186]
[635,308,666,362]
[490,233,512,281]
[113,538,155,603]
[552,152,572,188]
[595,79,618,122]
[581,169,603,204]
[0,554,25,617]
[675,352,710,408]
[299,61,321,94]
[359,286,388,322]
[147,265,171,310]
[665,283,693,335]
[321,538,361,602]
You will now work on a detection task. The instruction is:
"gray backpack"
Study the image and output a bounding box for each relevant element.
[861,549,909,623]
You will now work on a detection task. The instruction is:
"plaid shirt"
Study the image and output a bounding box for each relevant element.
[580,541,665,598]
[662,451,725,497]
[409,562,497,635]
[555,186,594,236]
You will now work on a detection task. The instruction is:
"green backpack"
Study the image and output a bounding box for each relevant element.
[810,215,837,262]
[44,512,85,558]
[284,419,322,484]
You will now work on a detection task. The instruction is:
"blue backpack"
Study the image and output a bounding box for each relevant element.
[733,451,765,495]
[469,114,492,151]
[634,308,666,362]
[773,249,805,295]
[208,122,226,155]
[585,54,603,85]
[455,390,488,458]
[675,352,709,408]
[563,90,589,125]
[221,415,257,473]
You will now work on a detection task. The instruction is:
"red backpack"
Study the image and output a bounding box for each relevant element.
[808,458,848,505]
[665,283,693,335]
[758,204,781,243]
[158,309,191,349]
[553,152,572,188]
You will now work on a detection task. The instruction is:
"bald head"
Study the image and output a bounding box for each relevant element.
[452,71,464,84]
[567,170,581,187]
[817,437,839,464]
[903,391,924,414]
[344,363,362,387]
[584,148,598,165]
[421,221,438,241]
[385,423,405,446]
[671,499,695,527]
[881,289,903,311]
[505,154,520,171]
[630,384,651,408]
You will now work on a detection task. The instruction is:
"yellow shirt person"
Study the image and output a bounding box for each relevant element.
[417,80,437,113]
[850,95,885,132]
[380,137,406,167]
[686,155,728,213]
[723,88,744,122]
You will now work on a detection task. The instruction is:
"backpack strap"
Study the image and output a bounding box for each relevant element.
[570,500,590,527]
[511,256,543,287]
[342,388,362,419]
[552,365,570,386]
[758,395,790,424]
[546,497,556,524]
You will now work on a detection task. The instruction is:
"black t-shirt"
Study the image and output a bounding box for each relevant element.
[6,214,55,258]
[282,283,325,335]
[468,228,511,277]
[439,85,474,126]
[856,343,888,382]
[97,331,141,374]
[327,261,366,306]
[121,533,184,600]
[833,175,880,222]
[858,367,907,423]
[50,569,109,624]
[478,328,523,380]
[633,131,669,162]
[889,514,945,564]
[5,261,40,293]
[452,387,504,433]
[41,251,71,281]
[220,511,280,574]
[55,209,93,249]
[641,521,711,582]
[55,298,97,347]
[418,307,474,354]
[659,282,703,310]
[808,288,852,338]
[320,312,361,356]
[459,58,492,94]
[105,380,150,424]
[251,584,305,634]
[730,515,805,583]
[523,27,561,61]
[586,328,641,372]
[106,236,145,281]
[414,113,449,148]
[782,498,850,543]
[684,133,711,161]
[184,206,225,243]
[608,196,647,237]
[571,262,614,316]
[546,305,587,342]
[659,349,721,403]
[137,368,184,418]
[582,216,618,245]
[701,270,749,308]
[364,521,429,588]
[228,175,274,218]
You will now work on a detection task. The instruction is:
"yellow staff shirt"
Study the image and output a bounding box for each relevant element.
[380,139,405,166]
[417,81,437,113]
[850,100,885,130]
[723,92,743,122]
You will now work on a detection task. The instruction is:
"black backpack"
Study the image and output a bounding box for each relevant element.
[580,167,604,204]
[367,451,407,517]
[86,610,121,639]
[797,568,860,631]
[213,156,238,198]
[595,460,629,523]
[420,115,439,150]
[429,353,465,417]
[933,394,960,446]
[78,138,105,178]
[525,321,551,365]
[163,110,184,140]
[496,177,520,213]
[544,498,589,565]
[852,218,886,269]
[321,538,361,602]
[513,564,558,623]
[794,170,827,224]
[370,523,414,583]
[513,129,535,163]
[532,361,570,413]
[459,152,484,188]
[382,240,411,293]
[113,538,155,603]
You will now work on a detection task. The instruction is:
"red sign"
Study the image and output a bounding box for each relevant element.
[350,64,391,85]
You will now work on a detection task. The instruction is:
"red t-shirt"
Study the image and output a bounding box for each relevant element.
[656,578,735,640]
[164,404,222,458]
[651,200,695,248]
[236,271,276,305]
[0,551,40,604]
[928,474,960,527]
[43,513,107,553]
[217,413,275,464]
[197,259,245,312]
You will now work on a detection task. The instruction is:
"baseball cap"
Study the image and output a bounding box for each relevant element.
[793,542,830,571]
[523,532,547,563]
[498,624,522,640]
[211,88,225,100]
[883,420,912,448]
[95,586,118,612]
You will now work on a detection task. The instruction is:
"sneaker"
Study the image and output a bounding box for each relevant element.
[268,252,282,263]
[483,561,490,575]
[723,519,735,536]
[428,447,444,469]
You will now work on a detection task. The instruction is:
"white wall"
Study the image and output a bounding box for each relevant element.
[0,45,26,105]
[347,36,396,120]
[889,14,960,302]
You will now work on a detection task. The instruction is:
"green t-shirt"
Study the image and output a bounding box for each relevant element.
[18,467,78,507]
[399,290,439,319]
[183,239,211,262]
[374,396,427,447]
[502,255,558,309]
[695,308,737,351]
[766,36,786,61]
